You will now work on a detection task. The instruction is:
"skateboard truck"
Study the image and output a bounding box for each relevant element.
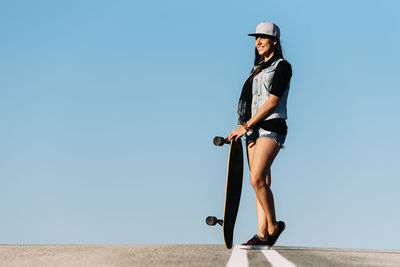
[213,136,230,146]
[206,216,223,226]
[206,137,226,228]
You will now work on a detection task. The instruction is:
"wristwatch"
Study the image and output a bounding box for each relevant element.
[241,122,251,132]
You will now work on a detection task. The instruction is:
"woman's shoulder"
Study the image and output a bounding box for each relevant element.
[281,58,292,68]
[258,58,292,78]
[276,58,291,67]
[258,58,291,73]
[276,58,292,75]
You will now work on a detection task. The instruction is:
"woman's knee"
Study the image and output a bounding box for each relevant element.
[249,171,269,190]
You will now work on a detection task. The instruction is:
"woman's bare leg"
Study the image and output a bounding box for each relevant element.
[250,137,281,236]
[246,140,262,233]
[255,168,275,237]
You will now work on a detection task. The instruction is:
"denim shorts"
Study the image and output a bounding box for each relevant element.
[245,126,287,148]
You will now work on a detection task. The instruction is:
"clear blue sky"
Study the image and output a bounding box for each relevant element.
[1,0,399,250]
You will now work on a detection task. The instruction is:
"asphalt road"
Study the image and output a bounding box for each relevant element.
[1,245,400,267]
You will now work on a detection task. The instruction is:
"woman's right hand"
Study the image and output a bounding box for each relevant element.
[228,126,248,142]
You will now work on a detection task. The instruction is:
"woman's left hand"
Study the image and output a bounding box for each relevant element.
[228,126,247,142]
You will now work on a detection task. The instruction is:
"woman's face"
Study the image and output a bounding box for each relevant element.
[255,36,277,57]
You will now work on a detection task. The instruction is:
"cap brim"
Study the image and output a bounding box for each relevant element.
[248,33,276,38]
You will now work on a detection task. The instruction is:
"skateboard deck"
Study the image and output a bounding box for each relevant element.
[206,136,244,249]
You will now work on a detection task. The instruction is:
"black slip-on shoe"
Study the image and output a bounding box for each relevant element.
[239,234,271,249]
[268,221,286,246]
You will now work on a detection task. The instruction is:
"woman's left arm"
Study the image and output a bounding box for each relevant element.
[246,95,280,128]
[228,95,280,141]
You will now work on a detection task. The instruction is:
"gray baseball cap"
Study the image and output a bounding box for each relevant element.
[248,22,280,39]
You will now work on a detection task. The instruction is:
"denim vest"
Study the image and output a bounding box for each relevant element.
[251,58,290,120]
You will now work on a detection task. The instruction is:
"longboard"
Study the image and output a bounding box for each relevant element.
[206,136,244,249]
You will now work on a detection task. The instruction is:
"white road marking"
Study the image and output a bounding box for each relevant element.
[226,245,249,267]
[238,245,270,250]
[261,249,297,267]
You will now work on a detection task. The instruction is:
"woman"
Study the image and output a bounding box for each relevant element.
[228,22,292,247]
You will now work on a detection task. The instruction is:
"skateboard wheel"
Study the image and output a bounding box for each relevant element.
[213,136,226,146]
[206,216,218,226]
